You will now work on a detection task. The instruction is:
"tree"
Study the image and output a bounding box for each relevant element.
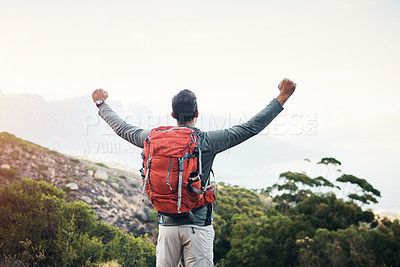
[265,172,314,215]
[292,193,373,230]
[317,157,342,182]
[317,157,342,166]
[366,217,400,266]
[336,174,381,205]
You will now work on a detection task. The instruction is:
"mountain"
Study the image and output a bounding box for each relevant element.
[0,132,157,238]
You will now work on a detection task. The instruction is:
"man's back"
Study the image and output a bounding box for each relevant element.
[97,97,283,227]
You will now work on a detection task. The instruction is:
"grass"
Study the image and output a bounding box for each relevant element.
[97,198,107,205]
[0,132,48,153]
[116,188,124,193]
[111,177,120,183]
[95,162,108,168]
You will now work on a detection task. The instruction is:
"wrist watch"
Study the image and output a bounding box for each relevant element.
[95,99,105,107]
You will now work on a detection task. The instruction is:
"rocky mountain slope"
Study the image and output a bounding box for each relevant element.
[0,132,157,239]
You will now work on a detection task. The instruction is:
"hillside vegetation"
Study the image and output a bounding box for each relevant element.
[212,159,400,266]
[0,132,157,238]
[0,178,155,266]
[1,132,399,266]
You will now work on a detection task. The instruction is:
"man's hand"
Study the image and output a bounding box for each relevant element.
[92,88,109,103]
[276,78,296,106]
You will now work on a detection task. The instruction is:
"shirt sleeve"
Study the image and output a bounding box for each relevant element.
[98,103,150,148]
[206,98,284,154]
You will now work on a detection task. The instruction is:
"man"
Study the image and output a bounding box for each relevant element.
[92,78,296,266]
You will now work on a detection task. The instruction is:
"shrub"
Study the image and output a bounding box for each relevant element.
[96,260,121,267]
[149,209,158,224]
[0,178,156,266]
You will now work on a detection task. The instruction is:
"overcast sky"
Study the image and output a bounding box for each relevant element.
[1,0,399,211]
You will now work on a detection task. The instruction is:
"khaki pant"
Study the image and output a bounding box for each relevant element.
[156,225,215,267]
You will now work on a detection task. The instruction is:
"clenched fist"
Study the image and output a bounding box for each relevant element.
[276,78,296,105]
[92,88,109,103]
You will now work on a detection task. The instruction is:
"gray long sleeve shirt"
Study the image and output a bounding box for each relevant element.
[98,98,283,226]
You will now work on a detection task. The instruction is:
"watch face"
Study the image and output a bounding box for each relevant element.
[96,100,104,106]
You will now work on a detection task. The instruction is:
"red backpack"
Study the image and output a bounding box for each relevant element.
[140,126,215,218]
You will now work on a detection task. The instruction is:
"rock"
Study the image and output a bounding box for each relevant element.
[91,189,96,194]
[0,164,10,169]
[137,207,150,222]
[80,196,92,204]
[101,181,106,187]
[128,209,135,217]
[65,182,79,191]
[87,170,94,176]
[94,170,108,180]
[143,198,152,207]
[110,182,119,189]
[110,208,118,215]
[49,168,55,178]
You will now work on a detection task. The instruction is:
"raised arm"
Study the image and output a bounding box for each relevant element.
[92,89,150,148]
[207,78,296,154]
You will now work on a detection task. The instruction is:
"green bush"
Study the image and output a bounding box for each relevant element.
[149,209,158,224]
[0,178,156,266]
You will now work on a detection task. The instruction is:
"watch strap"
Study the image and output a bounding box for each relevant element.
[96,99,105,107]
